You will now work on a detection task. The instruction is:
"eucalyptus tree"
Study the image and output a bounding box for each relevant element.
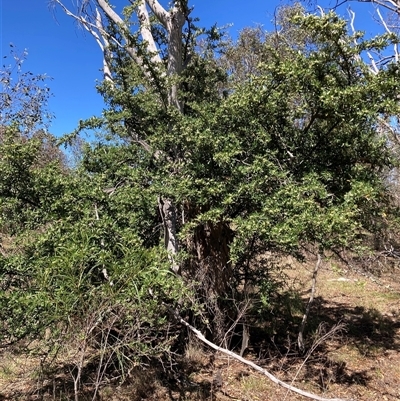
[52,1,238,341]
[53,0,194,275]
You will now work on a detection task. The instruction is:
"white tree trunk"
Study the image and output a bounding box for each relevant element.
[159,197,180,274]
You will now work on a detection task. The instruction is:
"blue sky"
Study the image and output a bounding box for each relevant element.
[0,0,383,138]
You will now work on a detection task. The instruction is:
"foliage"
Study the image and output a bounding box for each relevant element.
[89,10,400,264]
[0,127,66,235]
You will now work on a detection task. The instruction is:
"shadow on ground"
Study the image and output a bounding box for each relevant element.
[1,292,399,400]
[249,292,400,392]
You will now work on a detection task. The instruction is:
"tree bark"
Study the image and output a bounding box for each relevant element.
[159,196,180,274]
[186,220,234,343]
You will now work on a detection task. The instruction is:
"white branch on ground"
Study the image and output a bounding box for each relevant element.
[172,308,353,401]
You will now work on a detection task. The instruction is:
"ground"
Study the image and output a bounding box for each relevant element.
[1,255,399,400]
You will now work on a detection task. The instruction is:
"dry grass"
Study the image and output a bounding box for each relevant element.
[1,255,400,400]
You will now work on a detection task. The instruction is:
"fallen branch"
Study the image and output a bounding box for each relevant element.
[173,310,353,401]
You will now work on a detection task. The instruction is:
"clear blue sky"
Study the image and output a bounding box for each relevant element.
[0,0,382,138]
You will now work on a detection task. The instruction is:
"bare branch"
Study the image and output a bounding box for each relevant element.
[334,0,400,14]
[145,0,169,27]
[171,308,353,401]
[374,0,400,14]
[54,1,119,81]
[367,51,380,73]
[347,7,382,74]
[94,9,113,82]
[377,7,399,62]
[285,323,347,401]
[126,127,153,153]
[348,8,359,46]
[97,0,126,27]
[137,1,163,64]
[378,116,400,146]
[82,8,113,82]
[298,254,322,354]
[95,0,152,71]
[53,0,153,79]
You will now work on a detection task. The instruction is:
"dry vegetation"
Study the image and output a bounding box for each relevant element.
[1,255,400,401]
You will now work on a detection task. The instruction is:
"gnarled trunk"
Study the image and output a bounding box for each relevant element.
[187,220,234,344]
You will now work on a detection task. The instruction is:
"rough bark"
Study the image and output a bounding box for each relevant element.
[185,220,234,343]
[191,221,233,295]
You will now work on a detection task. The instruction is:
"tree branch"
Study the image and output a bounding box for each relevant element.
[376,7,399,62]
[94,9,112,82]
[96,0,152,71]
[298,253,322,354]
[54,0,155,79]
[332,0,400,15]
[171,308,353,401]
[145,0,169,27]
[137,1,163,64]
[80,8,113,82]
[97,0,125,27]
[158,197,180,274]
[378,116,400,146]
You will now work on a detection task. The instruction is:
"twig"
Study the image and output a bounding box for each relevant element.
[298,254,322,354]
[285,322,346,401]
[376,7,399,62]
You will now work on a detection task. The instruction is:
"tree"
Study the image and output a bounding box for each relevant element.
[0,46,53,135]
[53,0,193,275]
[0,52,69,346]
[316,0,400,15]
[0,48,66,236]
[3,4,400,398]
[52,0,400,337]
[301,0,400,253]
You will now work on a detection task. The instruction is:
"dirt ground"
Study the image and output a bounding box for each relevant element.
[1,256,399,401]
